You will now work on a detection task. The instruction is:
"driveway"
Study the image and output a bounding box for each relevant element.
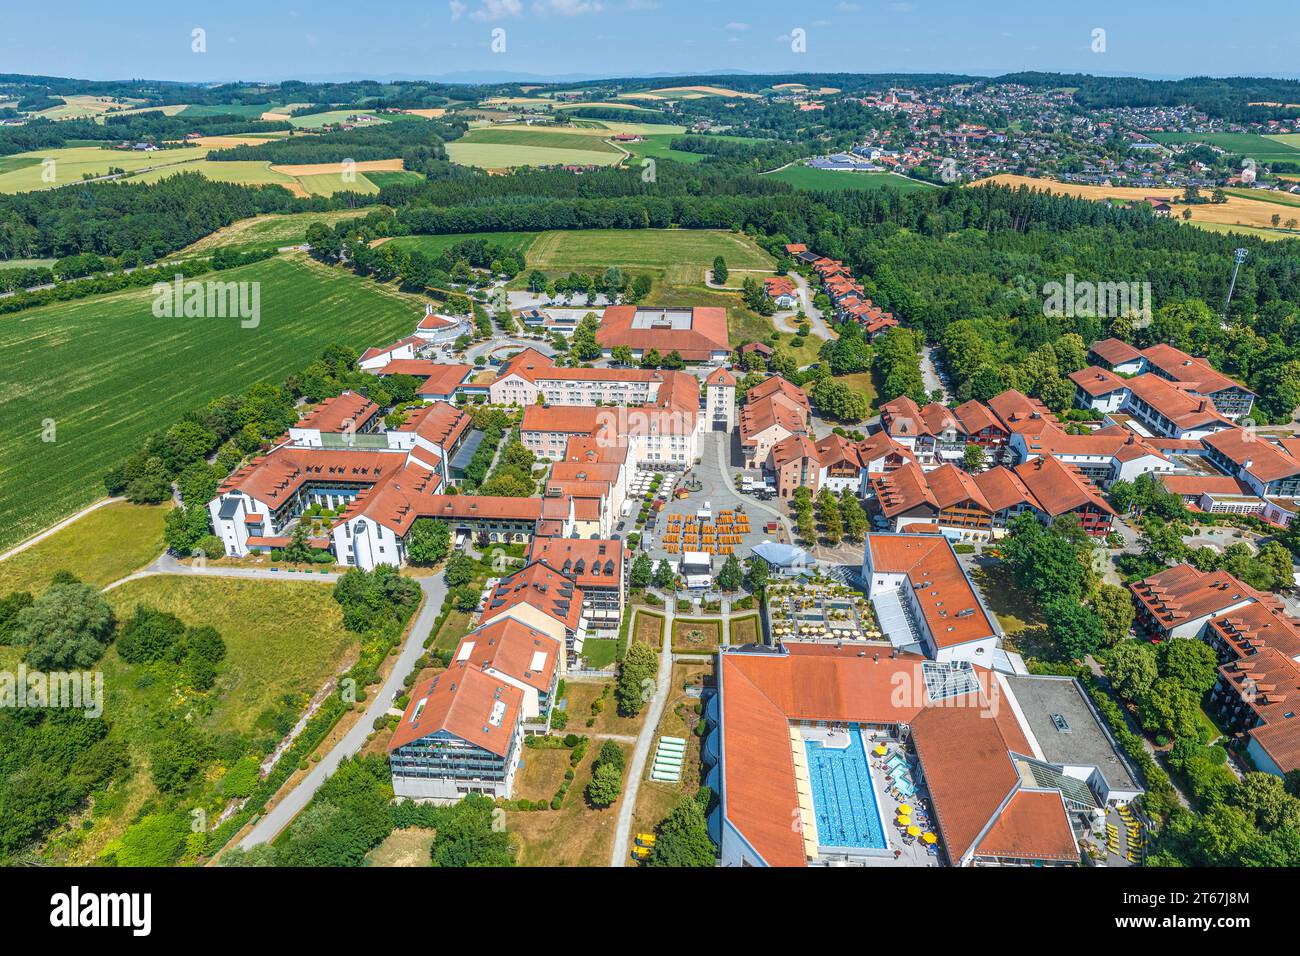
[236,571,448,849]
[788,272,835,341]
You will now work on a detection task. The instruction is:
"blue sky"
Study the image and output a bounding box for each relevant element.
[3,0,1295,83]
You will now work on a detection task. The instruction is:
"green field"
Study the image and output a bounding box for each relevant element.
[0,255,428,550]
[289,110,390,129]
[130,159,295,188]
[1148,131,1300,164]
[0,501,169,594]
[0,145,212,193]
[297,171,380,196]
[179,103,279,118]
[365,170,428,189]
[67,574,359,862]
[180,209,375,256]
[625,133,764,165]
[0,257,55,270]
[385,231,539,259]
[1223,187,1300,209]
[447,126,625,169]
[768,165,937,193]
[520,228,773,292]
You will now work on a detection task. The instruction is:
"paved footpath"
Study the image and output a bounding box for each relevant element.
[609,597,675,867]
[236,571,448,849]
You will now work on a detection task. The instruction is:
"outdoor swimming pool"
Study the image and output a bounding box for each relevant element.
[805,724,887,850]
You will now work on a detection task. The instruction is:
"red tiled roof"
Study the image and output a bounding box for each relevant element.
[484,561,585,633]
[454,617,561,694]
[1204,428,1300,484]
[595,305,730,360]
[389,665,523,756]
[293,391,380,434]
[528,537,624,590]
[1089,337,1143,366]
[1142,343,1250,396]
[705,365,736,387]
[974,790,1079,862]
[417,364,473,397]
[865,533,998,649]
[1014,455,1115,519]
[1125,374,1229,432]
[1069,365,1128,397]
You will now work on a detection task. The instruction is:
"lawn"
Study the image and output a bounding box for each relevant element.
[365,170,428,189]
[728,613,760,646]
[629,663,709,857]
[580,638,618,668]
[1223,188,1300,209]
[446,139,624,169]
[385,231,538,259]
[624,132,761,165]
[970,561,1041,636]
[769,165,938,193]
[366,827,434,867]
[0,254,429,551]
[506,744,629,866]
[0,501,168,595]
[520,228,774,294]
[671,618,722,653]
[0,145,212,193]
[455,127,624,154]
[288,110,391,129]
[294,171,380,196]
[633,609,666,648]
[835,371,880,409]
[562,679,644,736]
[180,209,373,256]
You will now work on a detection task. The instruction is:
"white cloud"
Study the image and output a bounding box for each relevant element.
[889,1,914,11]
[534,0,605,14]
[470,0,524,21]
[725,21,751,31]
[836,2,860,11]
[449,0,468,20]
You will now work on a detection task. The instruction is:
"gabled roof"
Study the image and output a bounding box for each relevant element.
[1013,455,1115,519]
[454,617,561,694]
[528,537,624,590]
[925,463,992,513]
[1203,428,1300,484]
[390,401,471,451]
[1142,343,1251,396]
[1068,365,1128,397]
[870,461,937,517]
[1089,337,1143,366]
[417,364,474,397]
[705,366,737,387]
[389,665,523,756]
[484,561,585,633]
[595,305,730,359]
[745,375,809,412]
[1124,374,1229,432]
[987,389,1058,431]
[1130,564,1265,628]
[292,391,380,434]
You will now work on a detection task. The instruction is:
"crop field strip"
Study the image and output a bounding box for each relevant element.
[0,255,427,550]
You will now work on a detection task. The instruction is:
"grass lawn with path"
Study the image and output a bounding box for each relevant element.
[728,613,761,646]
[0,501,169,595]
[672,618,722,653]
[629,663,709,854]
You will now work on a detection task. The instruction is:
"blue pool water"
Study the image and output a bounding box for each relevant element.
[805,725,887,849]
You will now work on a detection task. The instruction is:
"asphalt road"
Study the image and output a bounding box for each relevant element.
[237,571,448,849]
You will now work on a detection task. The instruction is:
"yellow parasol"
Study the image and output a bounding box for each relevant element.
[898,804,913,814]
[922,832,937,845]
[907,825,921,838]
[873,745,887,756]
[896,815,911,827]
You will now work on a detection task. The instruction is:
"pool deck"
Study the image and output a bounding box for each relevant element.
[795,725,940,867]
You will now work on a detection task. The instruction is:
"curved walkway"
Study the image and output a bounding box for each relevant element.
[237,571,448,849]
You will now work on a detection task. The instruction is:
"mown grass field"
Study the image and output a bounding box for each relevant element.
[0,255,427,550]
[0,145,212,193]
[0,501,169,595]
[625,133,762,165]
[65,575,359,862]
[384,231,538,258]
[130,159,296,189]
[520,228,773,292]
[769,165,937,193]
[180,209,374,256]
[1148,131,1300,164]
[364,170,427,189]
[288,110,390,129]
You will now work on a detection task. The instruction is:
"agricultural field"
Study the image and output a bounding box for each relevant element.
[288,110,390,129]
[0,257,55,269]
[1148,131,1300,164]
[975,173,1299,234]
[293,171,380,197]
[61,575,358,863]
[447,125,625,168]
[180,209,375,257]
[129,159,296,189]
[0,501,169,595]
[364,170,428,189]
[769,165,937,193]
[33,95,148,120]
[0,145,211,193]
[0,255,429,550]
[179,103,281,118]
[619,85,759,100]
[625,132,760,165]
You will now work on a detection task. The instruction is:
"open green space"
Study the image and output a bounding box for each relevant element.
[0,501,169,595]
[625,133,764,165]
[768,165,937,193]
[0,145,212,193]
[0,254,428,550]
[180,209,375,256]
[1148,131,1300,164]
[385,231,538,259]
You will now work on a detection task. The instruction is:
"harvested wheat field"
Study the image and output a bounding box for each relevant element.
[269,158,405,177]
[974,174,1296,233]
